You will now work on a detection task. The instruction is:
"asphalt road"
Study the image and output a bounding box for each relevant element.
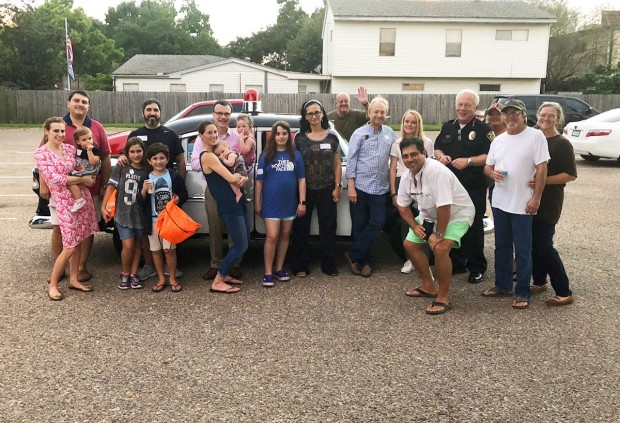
[1,128,619,422]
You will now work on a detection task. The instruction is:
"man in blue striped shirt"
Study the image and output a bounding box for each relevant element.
[344,97,398,277]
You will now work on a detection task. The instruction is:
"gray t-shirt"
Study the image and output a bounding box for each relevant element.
[108,164,148,229]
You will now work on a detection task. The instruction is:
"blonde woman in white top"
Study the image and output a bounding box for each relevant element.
[389,110,434,274]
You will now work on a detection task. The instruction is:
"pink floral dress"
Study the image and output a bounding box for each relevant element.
[34,144,98,249]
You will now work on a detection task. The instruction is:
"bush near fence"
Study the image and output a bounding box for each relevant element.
[1,91,619,125]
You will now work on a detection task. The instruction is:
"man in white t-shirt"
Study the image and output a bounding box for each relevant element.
[396,138,475,315]
[483,99,550,310]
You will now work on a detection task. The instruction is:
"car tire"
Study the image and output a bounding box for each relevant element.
[581,154,600,162]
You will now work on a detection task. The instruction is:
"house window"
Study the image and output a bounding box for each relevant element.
[446,29,462,57]
[210,84,224,92]
[480,84,501,92]
[245,84,263,91]
[298,85,307,93]
[170,83,186,92]
[379,28,396,56]
[123,83,139,91]
[402,83,425,91]
[496,30,529,41]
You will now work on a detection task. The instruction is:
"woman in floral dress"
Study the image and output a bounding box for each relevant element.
[34,117,99,300]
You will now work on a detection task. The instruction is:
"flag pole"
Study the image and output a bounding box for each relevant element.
[65,18,70,90]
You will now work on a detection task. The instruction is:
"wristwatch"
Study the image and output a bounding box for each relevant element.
[467,158,472,167]
[434,232,444,240]
[299,200,306,205]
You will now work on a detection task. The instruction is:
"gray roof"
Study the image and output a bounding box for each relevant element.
[113,54,227,76]
[328,0,556,21]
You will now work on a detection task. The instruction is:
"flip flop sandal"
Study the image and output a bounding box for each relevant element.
[405,287,437,298]
[482,287,512,297]
[210,286,240,294]
[426,301,452,315]
[223,277,244,285]
[151,283,167,293]
[170,283,182,293]
[512,298,529,309]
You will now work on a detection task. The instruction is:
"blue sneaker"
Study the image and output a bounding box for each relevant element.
[138,264,157,281]
[262,274,274,287]
[274,269,290,281]
[118,274,130,290]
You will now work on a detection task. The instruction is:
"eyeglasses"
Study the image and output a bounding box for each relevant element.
[538,114,557,119]
[502,110,522,117]
[214,112,231,117]
[306,111,322,117]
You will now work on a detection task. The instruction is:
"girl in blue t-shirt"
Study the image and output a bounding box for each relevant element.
[255,121,306,287]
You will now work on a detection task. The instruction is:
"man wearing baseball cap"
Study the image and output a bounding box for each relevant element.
[482,99,550,310]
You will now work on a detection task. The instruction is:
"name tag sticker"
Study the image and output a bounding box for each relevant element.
[138,135,148,141]
[320,143,330,149]
[257,169,264,175]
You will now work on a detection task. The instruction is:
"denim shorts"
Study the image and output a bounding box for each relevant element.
[116,223,144,241]
[264,216,295,221]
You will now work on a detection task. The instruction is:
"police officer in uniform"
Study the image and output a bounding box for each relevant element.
[434,89,494,284]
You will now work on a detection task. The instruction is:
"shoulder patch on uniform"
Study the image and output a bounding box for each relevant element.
[487,132,495,142]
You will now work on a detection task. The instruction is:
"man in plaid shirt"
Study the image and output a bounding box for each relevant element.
[344,97,398,277]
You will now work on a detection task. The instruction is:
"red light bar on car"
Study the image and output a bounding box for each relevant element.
[586,129,612,137]
[243,89,262,114]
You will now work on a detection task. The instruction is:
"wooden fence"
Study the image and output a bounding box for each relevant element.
[1,90,620,125]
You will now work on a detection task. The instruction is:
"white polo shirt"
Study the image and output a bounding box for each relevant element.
[397,157,474,225]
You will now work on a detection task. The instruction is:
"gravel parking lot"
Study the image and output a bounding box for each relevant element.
[1,128,619,422]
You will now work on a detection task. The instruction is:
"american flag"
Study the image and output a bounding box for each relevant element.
[66,28,75,80]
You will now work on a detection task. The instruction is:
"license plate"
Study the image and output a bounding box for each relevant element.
[571,129,581,137]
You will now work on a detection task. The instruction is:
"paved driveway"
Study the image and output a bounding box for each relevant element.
[1,128,619,422]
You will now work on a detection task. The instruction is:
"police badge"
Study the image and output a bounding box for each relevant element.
[468,131,476,141]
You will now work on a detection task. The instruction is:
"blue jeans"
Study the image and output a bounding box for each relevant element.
[218,213,249,277]
[348,190,386,267]
[492,207,532,299]
[532,218,572,297]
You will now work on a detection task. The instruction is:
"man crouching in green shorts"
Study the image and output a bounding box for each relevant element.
[396,138,475,315]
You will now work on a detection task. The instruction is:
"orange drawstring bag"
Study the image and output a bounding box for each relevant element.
[103,188,117,223]
[156,198,201,245]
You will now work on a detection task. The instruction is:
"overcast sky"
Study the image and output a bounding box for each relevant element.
[12,0,620,45]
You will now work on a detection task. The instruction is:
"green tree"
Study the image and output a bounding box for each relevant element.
[286,8,324,73]
[583,62,620,94]
[0,0,122,89]
[104,0,224,58]
[227,0,312,70]
[527,0,582,36]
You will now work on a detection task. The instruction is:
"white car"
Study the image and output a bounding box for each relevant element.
[564,108,620,161]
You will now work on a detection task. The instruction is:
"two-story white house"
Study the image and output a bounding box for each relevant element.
[113,55,330,94]
[322,0,556,94]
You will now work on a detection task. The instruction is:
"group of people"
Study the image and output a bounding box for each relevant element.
[35,88,576,315]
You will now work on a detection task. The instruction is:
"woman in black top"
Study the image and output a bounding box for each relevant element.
[291,100,342,277]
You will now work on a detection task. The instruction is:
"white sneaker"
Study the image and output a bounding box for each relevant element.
[70,198,86,213]
[483,216,494,234]
[401,259,414,274]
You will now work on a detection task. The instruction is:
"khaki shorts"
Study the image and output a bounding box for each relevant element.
[148,226,176,252]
